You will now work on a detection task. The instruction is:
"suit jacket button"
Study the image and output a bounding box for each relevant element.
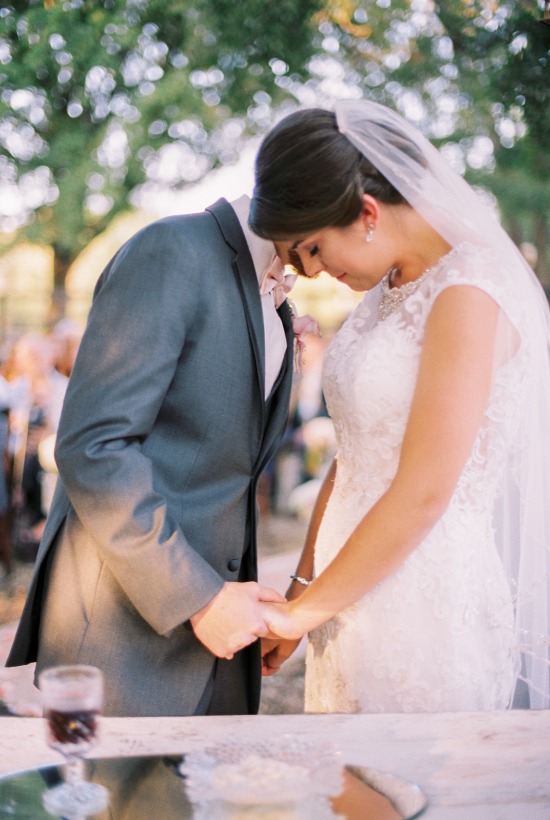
[227,559,240,572]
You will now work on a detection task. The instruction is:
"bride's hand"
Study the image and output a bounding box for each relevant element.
[259,602,304,677]
[261,635,302,676]
[259,601,305,641]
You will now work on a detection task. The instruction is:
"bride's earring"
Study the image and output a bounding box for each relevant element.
[365,224,375,243]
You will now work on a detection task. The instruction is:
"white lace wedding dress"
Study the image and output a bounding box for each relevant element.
[305,244,527,713]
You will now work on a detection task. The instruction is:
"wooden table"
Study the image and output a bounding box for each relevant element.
[1,710,549,818]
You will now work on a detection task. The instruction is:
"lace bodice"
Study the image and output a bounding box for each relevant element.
[305,245,528,713]
[323,244,527,513]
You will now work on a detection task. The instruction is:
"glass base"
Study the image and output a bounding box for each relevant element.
[43,780,108,818]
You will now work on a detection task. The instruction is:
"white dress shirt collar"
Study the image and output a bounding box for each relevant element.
[230,195,288,399]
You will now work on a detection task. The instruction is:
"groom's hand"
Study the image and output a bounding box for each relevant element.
[190,582,285,660]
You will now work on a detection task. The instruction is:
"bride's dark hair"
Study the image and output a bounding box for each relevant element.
[249,108,411,240]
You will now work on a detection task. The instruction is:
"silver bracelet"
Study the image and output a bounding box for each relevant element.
[290,574,311,587]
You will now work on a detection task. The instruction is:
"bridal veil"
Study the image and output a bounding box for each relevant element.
[335,99,550,709]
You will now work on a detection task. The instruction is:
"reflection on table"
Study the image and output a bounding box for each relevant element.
[0,710,549,819]
[0,754,420,818]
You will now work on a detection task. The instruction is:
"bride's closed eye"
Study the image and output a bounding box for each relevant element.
[308,245,320,257]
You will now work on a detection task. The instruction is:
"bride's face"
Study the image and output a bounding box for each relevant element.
[283,212,393,293]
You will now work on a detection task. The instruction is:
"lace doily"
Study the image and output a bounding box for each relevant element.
[179,737,342,819]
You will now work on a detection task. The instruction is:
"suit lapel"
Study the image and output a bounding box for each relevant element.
[273,300,295,399]
[279,299,295,355]
[206,199,266,404]
[206,198,295,476]
[256,300,295,474]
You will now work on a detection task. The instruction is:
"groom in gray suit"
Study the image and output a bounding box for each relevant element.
[6,196,295,717]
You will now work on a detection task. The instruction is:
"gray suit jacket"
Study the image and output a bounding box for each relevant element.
[7,199,294,716]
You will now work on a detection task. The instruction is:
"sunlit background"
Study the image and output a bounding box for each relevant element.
[0,0,548,342]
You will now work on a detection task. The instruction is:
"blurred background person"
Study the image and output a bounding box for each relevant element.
[49,318,84,379]
[267,333,334,517]
[7,333,68,557]
[0,367,15,575]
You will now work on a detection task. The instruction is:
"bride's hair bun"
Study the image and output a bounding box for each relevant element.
[250,108,413,241]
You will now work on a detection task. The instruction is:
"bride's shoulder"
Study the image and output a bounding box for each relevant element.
[427,244,528,332]
[433,243,497,281]
[428,243,507,298]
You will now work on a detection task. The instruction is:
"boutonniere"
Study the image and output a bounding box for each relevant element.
[288,300,321,375]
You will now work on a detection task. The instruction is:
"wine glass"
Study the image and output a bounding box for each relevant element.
[39,664,108,818]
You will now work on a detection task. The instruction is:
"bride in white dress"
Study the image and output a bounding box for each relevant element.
[250,100,550,713]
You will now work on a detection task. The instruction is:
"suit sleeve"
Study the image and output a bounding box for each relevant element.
[54,219,225,636]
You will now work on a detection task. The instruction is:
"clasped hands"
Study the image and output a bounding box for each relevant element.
[190,581,305,674]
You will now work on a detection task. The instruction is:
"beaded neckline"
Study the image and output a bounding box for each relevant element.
[377,247,459,322]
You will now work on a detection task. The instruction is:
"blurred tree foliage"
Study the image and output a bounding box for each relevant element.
[0,0,322,319]
[436,0,550,282]
[1,0,548,320]
[314,0,549,282]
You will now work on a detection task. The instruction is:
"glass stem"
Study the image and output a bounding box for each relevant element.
[65,755,84,786]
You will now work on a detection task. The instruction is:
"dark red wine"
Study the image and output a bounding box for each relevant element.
[46,708,98,746]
